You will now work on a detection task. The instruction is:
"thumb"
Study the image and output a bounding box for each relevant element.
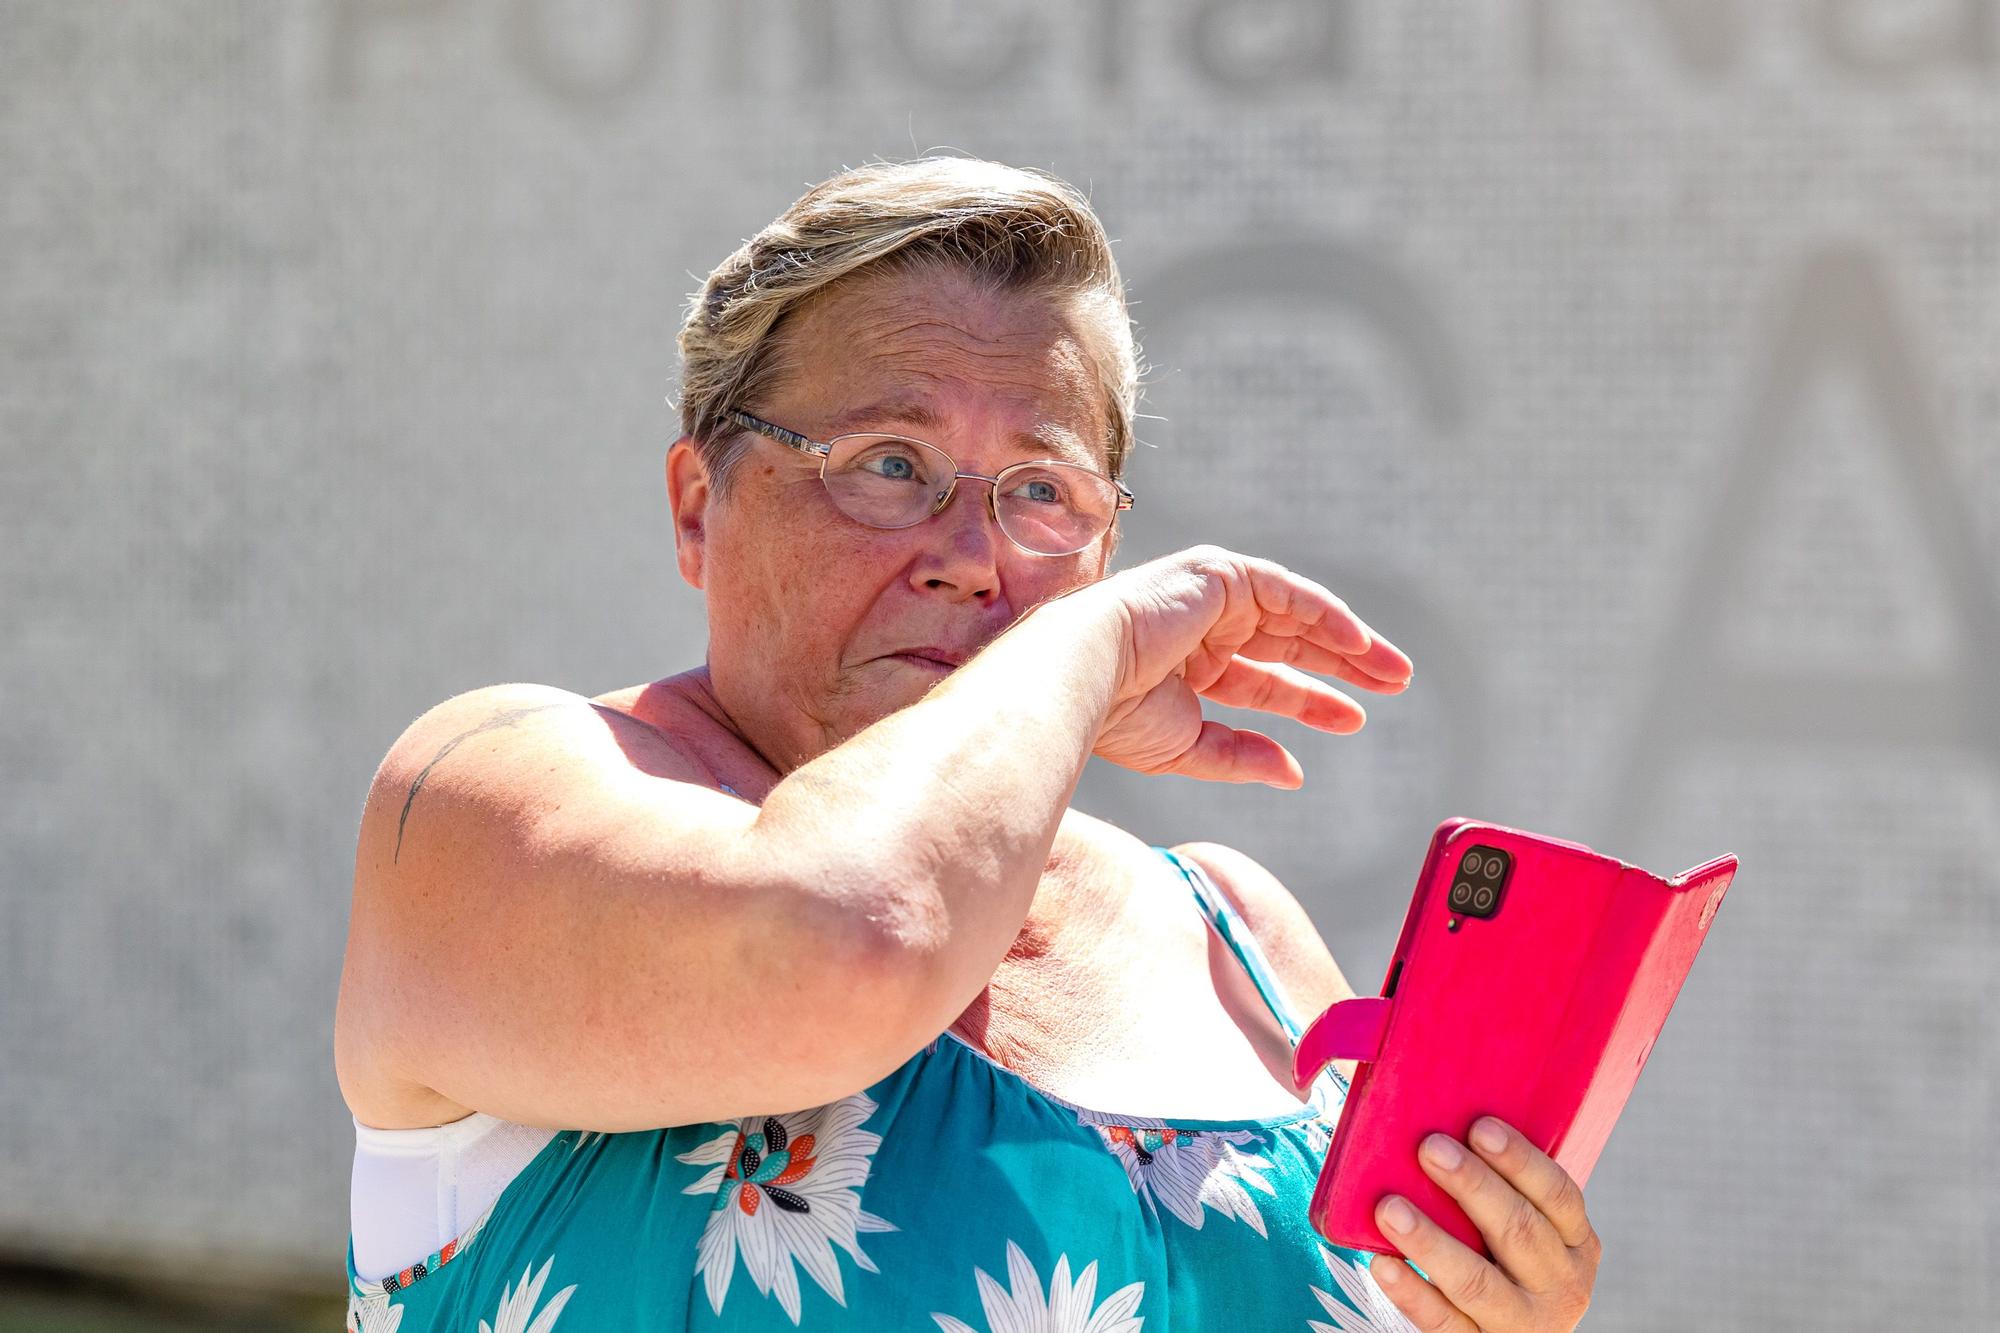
[1162,721,1303,788]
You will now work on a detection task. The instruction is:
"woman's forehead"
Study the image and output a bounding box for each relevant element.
[780,286,1112,464]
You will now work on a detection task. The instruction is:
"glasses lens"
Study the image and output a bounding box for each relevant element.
[822,434,957,527]
[820,435,1118,555]
[995,463,1117,555]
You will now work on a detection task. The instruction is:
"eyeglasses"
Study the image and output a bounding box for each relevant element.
[723,408,1135,557]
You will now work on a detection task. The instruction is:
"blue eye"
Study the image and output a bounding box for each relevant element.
[1003,471,1067,506]
[866,454,917,480]
[839,441,932,483]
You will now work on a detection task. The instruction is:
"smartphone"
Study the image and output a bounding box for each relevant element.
[1292,817,1737,1259]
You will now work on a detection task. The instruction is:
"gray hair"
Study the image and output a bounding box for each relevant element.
[673,155,1148,498]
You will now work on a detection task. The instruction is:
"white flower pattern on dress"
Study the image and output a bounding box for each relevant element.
[345,1290,403,1333]
[678,1089,898,1325]
[477,1256,577,1333]
[1084,1111,1281,1237]
[1308,1244,1421,1333]
[931,1239,1146,1333]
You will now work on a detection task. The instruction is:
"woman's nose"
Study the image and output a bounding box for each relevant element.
[911,476,1005,593]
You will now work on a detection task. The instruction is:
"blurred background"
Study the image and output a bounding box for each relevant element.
[2,2,1994,1329]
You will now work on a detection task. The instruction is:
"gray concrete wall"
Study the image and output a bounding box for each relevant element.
[2,2,1994,1326]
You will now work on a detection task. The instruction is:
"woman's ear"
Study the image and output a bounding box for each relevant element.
[665,435,711,590]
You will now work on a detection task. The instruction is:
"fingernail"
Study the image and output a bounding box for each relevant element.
[1471,1119,1507,1153]
[1380,1196,1417,1234]
[1421,1134,1463,1170]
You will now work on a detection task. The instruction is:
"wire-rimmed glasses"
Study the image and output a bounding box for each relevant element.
[724,408,1134,557]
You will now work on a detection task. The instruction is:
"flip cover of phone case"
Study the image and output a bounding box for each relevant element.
[1292,817,1736,1259]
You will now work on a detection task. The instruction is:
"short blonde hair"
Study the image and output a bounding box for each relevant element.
[674,155,1147,497]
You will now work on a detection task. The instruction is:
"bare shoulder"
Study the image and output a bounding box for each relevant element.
[339,680,721,1126]
[373,682,711,802]
[1166,841,1359,1026]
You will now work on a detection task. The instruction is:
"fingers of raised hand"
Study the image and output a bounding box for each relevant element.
[1232,556,1366,645]
[1199,657,1366,734]
[1165,719,1303,788]
[1226,556,1414,685]
[1233,627,1413,694]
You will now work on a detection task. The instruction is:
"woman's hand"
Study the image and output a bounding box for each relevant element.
[1066,545,1414,786]
[1369,1117,1602,1331]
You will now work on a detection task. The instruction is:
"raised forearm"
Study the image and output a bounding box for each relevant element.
[748,593,1122,1011]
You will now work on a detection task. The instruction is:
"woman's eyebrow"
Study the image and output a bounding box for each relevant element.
[825,397,945,435]
[828,398,1097,465]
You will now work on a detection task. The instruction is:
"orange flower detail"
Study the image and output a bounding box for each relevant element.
[771,1133,817,1186]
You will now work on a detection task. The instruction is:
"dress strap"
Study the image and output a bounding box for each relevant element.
[1153,845,1309,1046]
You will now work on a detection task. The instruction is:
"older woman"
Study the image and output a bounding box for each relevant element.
[336,156,1600,1332]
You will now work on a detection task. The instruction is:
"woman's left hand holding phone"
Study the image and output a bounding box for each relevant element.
[1367,1116,1602,1331]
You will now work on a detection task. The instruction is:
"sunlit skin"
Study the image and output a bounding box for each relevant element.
[656,267,1160,1086]
[662,266,1600,1331]
[666,265,1120,775]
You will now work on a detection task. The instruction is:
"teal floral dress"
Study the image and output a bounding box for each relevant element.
[345,846,1417,1332]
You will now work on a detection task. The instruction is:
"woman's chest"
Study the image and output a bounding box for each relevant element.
[945,866,1309,1122]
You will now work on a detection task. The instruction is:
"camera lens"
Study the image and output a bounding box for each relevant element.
[1462,853,1484,877]
[1473,885,1495,910]
[1451,882,1472,907]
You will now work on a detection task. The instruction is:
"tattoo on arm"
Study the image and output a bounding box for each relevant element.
[395,703,564,863]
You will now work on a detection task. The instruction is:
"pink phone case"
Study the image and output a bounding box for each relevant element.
[1292,817,1737,1259]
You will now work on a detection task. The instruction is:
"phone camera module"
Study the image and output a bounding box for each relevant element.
[1451,845,1510,919]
